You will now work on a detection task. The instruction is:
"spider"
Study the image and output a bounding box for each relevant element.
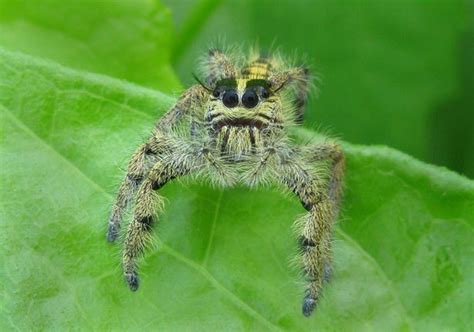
[107,48,345,317]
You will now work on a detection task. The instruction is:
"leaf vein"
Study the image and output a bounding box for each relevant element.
[160,242,282,331]
[1,103,280,331]
[202,190,224,266]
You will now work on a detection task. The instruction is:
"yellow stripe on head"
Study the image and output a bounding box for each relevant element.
[241,58,272,79]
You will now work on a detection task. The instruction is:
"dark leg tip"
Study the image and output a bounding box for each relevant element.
[106,224,119,242]
[125,273,139,291]
[302,296,317,317]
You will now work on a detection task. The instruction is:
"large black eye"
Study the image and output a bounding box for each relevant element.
[242,89,259,108]
[222,90,239,108]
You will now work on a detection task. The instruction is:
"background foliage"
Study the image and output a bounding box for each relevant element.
[0,0,473,331]
[164,0,474,178]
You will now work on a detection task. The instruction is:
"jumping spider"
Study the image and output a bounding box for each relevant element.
[107,48,345,317]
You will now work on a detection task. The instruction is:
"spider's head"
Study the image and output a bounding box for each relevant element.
[197,48,310,137]
[205,76,277,133]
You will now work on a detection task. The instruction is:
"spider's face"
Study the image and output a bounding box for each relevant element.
[205,77,283,134]
[198,50,307,155]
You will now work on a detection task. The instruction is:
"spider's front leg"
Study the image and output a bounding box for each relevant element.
[122,153,198,291]
[279,142,344,316]
[107,135,171,242]
[107,85,207,241]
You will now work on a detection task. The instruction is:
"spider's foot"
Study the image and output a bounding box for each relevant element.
[302,293,319,317]
[125,272,139,291]
[106,223,119,242]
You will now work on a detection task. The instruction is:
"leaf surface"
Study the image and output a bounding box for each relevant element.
[1,48,473,331]
[0,0,181,92]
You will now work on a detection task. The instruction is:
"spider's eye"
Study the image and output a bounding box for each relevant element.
[242,89,259,108]
[261,87,270,99]
[212,89,221,98]
[222,90,239,108]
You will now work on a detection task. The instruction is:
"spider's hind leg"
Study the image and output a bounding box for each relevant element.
[205,48,238,86]
[304,142,345,217]
[269,66,311,124]
[279,141,344,316]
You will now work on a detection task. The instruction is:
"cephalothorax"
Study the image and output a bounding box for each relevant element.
[107,48,345,317]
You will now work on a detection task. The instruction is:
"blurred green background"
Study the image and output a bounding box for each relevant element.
[1,0,472,177]
[164,0,474,178]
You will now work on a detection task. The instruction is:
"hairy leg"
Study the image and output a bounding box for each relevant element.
[303,142,345,214]
[290,67,311,124]
[268,66,311,123]
[205,48,238,86]
[122,154,197,291]
[107,136,171,242]
[278,142,344,316]
[107,85,208,241]
[305,142,345,283]
[243,141,280,187]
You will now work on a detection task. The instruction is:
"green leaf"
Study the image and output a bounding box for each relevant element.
[0,0,181,92]
[166,0,473,176]
[1,48,473,330]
